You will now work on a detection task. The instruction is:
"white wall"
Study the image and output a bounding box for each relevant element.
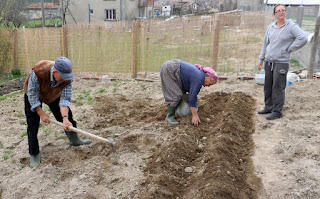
[66,0,140,24]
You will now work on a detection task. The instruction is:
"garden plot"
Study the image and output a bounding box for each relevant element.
[0,77,319,199]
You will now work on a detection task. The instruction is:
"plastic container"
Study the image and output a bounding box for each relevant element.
[101,75,111,83]
[255,69,265,85]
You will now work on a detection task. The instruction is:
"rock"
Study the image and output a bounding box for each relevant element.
[185,167,193,173]
[298,70,308,79]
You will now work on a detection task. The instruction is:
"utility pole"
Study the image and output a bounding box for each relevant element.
[41,0,45,27]
[88,3,90,24]
[180,0,182,17]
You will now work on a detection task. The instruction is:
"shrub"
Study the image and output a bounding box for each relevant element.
[11,68,21,76]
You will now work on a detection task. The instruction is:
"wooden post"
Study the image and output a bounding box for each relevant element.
[211,14,221,71]
[141,21,145,77]
[13,29,18,69]
[144,20,150,78]
[23,27,31,70]
[131,20,140,79]
[308,16,320,79]
[60,26,69,57]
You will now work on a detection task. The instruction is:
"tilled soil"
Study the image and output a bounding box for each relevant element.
[0,76,319,199]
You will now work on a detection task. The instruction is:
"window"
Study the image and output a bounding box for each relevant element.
[105,9,116,20]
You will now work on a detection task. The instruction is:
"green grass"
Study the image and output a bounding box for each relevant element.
[43,128,52,136]
[290,58,301,70]
[56,135,66,140]
[1,18,62,29]
[3,155,8,160]
[0,73,25,84]
[16,111,24,119]
[95,88,106,94]
[0,91,24,101]
[289,16,318,32]
[20,131,27,138]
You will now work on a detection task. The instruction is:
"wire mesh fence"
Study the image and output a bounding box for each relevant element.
[0,8,318,78]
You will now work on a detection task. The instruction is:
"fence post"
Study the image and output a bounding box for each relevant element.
[60,26,69,57]
[131,20,140,79]
[296,6,304,28]
[211,14,221,71]
[308,16,320,78]
[13,29,18,69]
[144,20,150,78]
[141,20,145,77]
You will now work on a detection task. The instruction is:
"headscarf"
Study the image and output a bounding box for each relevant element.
[194,64,218,84]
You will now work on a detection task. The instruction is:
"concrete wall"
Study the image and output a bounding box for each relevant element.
[66,0,140,24]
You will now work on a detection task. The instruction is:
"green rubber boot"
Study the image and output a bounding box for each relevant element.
[65,131,92,146]
[166,105,179,125]
[30,153,40,168]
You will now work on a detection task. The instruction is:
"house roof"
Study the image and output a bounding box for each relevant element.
[184,1,201,7]
[265,0,320,5]
[25,3,60,9]
[154,2,162,8]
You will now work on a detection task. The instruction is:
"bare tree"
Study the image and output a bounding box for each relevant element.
[1,0,27,28]
[0,0,12,25]
[61,0,77,24]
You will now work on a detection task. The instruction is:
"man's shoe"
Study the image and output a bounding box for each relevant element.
[65,131,91,146]
[258,109,272,114]
[266,115,282,120]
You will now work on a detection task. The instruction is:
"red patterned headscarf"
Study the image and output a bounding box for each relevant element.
[194,64,218,84]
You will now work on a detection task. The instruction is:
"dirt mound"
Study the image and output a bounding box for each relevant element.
[126,92,262,198]
[0,77,26,96]
[93,95,166,128]
[91,91,262,198]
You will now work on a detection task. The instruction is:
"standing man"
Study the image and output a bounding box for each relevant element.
[24,57,91,168]
[258,4,307,120]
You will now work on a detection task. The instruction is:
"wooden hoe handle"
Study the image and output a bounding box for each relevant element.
[48,118,115,146]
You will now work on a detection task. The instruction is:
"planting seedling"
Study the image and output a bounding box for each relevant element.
[56,135,66,140]
[20,131,27,138]
[43,128,53,136]
[16,111,24,119]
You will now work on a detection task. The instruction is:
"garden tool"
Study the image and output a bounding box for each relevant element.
[48,118,116,156]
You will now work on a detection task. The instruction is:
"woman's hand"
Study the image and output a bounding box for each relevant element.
[258,63,263,70]
[190,107,200,126]
[192,115,201,126]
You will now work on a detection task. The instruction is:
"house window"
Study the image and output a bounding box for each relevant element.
[106,9,116,20]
